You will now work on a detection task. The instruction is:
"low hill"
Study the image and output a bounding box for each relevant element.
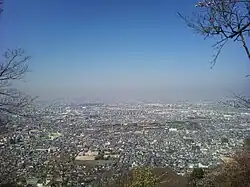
[105,167,187,187]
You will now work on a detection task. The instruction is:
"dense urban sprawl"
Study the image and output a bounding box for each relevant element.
[0,100,250,186]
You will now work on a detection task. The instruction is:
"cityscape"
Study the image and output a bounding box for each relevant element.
[0,0,249,186]
[1,99,249,186]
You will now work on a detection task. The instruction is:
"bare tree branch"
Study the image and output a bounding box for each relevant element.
[180,0,250,108]
[179,0,250,67]
[0,48,37,130]
[0,0,3,14]
[232,93,250,109]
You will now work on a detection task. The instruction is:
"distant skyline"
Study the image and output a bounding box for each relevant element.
[1,0,249,102]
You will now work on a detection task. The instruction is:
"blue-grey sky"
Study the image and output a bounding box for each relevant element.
[1,0,249,102]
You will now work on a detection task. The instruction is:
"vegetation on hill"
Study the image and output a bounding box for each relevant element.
[105,166,188,187]
[188,150,250,187]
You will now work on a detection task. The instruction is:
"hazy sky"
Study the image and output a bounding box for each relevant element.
[1,0,249,102]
